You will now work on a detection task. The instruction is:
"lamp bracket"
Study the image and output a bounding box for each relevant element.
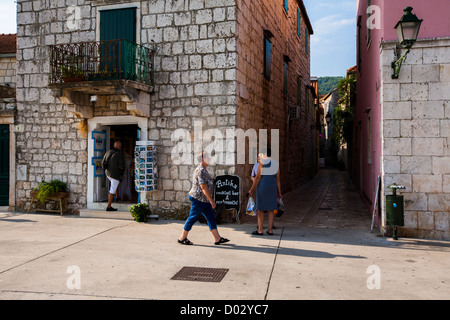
[391,45,410,79]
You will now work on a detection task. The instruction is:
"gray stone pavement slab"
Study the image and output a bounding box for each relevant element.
[1,170,449,300]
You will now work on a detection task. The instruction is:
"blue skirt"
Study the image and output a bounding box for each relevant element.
[255,173,277,211]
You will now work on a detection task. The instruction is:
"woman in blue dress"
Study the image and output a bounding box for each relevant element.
[248,148,281,235]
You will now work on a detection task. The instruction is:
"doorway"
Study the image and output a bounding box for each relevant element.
[109,124,139,203]
[91,124,139,204]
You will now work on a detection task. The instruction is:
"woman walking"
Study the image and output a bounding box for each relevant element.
[248,148,281,235]
[178,152,230,245]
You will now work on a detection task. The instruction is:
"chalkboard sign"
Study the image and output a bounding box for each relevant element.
[214,175,241,215]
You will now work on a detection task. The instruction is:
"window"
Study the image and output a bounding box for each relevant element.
[264,37,272,80]
[367,111,371,164]
[366,0,372,46]
[283,61,288,95]
[305,27,309,54]
[297,8,301,38]
[283,0,288,14]
[357,16,362,72]
[305,85,310,115]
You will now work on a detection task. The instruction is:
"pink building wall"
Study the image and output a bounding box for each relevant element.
[355,0,450,225]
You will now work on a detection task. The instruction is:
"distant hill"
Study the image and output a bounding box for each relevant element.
[318,76,345,96]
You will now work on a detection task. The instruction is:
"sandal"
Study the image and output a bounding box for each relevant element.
[252,231,263,236]
[266,231,274,236]
[214,237,230,245]
[178,238,193,245]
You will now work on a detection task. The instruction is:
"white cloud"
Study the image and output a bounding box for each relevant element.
[313,14,354,35]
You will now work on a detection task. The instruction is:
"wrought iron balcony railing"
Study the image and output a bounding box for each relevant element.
[49,39,155,86]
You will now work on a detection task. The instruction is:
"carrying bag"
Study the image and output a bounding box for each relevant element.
[246,197,257,216]
[276,198,285,217]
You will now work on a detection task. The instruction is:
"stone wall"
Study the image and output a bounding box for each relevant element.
[381,38,450,239]
[15,0,94,213]
[234,0,315,196]
[142,0,238,214]
[15,0,239,214]
[0,56,16,87]
[15,0,314,218]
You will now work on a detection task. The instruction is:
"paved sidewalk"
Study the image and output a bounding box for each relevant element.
[1,170,449,300]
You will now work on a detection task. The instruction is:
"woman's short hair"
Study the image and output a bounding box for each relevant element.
[196,151,204,163]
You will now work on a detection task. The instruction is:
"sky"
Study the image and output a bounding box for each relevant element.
[303,0,357,77]
[0,0,356,77]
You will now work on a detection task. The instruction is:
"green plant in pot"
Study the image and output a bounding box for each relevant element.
[130,203,151,222]
[32,180,68,203]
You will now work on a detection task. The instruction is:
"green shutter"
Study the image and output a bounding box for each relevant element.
[0,125,9,206]
[100,8,137,79]
[100,7,136,42]
[264,37,271,80]
[297,8,301,38]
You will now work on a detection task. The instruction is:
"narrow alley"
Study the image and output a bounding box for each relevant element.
[250,169,372,231]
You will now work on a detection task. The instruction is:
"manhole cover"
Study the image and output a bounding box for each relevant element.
[171,266,229,283]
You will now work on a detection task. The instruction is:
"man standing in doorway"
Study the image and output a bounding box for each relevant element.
[102,141,125,211]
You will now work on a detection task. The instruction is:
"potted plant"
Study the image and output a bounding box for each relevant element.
[129,203,151,222]
[60,65,86,82]
[32,180,68,203]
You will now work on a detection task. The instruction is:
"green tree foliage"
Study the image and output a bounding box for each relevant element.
[332,74,357,148]
[318,76,345,95]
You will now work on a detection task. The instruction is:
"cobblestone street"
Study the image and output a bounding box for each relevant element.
[244,169,372,231]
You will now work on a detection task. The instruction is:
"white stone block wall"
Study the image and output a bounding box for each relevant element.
[142,0,238,214]
[15,0,238,215]
[0,56,16,87]
[381,38,450,239]
[15,0,96,213]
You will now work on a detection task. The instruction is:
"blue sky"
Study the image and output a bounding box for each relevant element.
[0,0,356,77]
[304,0,357,77]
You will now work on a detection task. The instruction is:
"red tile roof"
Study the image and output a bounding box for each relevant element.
[0,34,17,54]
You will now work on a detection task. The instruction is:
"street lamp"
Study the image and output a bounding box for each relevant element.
[391,7,423,79]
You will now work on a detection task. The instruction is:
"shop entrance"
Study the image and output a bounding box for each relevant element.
[108,124,139,203]
[92,124,139,204]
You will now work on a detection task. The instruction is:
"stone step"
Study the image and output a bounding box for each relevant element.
[80,209,133,220]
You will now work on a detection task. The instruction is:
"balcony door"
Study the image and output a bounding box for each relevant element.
[99,7,137,79]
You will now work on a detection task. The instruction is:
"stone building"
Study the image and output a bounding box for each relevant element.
[0,34,17,208]
[10,0,315,218]
[0,34,17,88]
[356,0,450,239]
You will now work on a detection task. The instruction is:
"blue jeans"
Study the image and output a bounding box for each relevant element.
[184,195,217,232]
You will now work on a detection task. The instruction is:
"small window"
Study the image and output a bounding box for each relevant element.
[264,37,272,80]
[305,27,309,54]
[283,61,288,95]
[367,0,372,46]
[297,8,301,38]
[297,76,302,106]
[305,85,310,114]
[283,0,288,14]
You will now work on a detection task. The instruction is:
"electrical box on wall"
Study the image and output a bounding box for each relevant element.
[134,141,158,192]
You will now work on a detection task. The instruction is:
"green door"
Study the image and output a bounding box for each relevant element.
[0,125,9,206]
[100,7,137,79]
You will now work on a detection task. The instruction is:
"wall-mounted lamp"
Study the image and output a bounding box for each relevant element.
[391,7,423,79]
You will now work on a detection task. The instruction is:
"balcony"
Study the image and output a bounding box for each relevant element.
[48,39,155,118]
